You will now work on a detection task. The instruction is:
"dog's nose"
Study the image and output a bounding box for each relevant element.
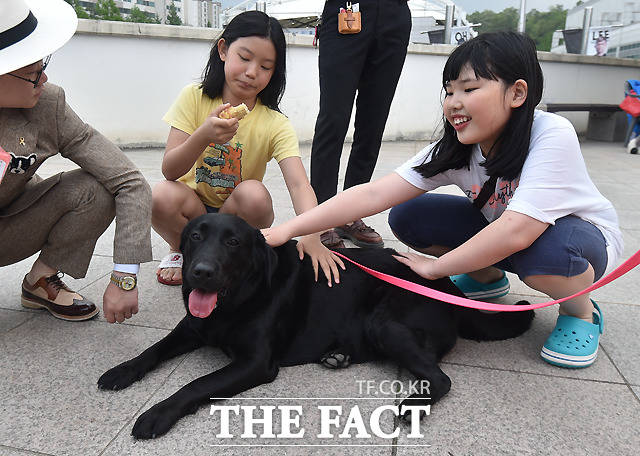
[192,263,215,281]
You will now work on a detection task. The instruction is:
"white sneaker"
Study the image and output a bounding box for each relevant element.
[628,136,638,154]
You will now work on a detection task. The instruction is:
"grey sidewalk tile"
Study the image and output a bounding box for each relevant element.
[122,149,165,173]
[92,221,116,257]
[102,348,400,455]
[0,316,179,456]
[0,446,53,456]
[395,365,640,455]
[0,255,113,314]
[270,187,298,209]
[595,179,640,197]
[599,302,640,385]
[442,304,624,383]
[616,210,640,230]
[271,206,296,226]
[2,140,637,456]
[152,240,172,262]
[591,229,640,306]
[94,221,164,258]
[603,193,640,211]
[0,309,33,335]
[0,256,42,314]
[594,169,640,187]
[81,262,186,331]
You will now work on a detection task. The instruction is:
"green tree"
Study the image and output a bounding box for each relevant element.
[469,5,568,52]
[64,0,90,18]
[166,1,182,26]
[468,7,518,34]
[526,5,568,51]
[93,0,124,21]
[128,6,160,24]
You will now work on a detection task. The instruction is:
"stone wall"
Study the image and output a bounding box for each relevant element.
[44,19,640,146]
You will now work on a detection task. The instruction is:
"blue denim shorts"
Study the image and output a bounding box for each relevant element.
[205,205,219,214]
[388,194,608,281]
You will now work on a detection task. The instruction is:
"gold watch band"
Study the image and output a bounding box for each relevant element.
[110,273,137,291]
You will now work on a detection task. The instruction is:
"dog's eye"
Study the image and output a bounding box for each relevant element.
[191,232,201,241]
[226,238,240,247]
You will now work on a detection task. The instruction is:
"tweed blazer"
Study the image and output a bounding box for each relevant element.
[0,84,152,265]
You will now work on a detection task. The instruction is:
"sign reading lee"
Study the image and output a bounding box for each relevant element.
[587,26,611,56]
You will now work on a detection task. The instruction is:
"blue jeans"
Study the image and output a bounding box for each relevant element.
[388,194,608,281]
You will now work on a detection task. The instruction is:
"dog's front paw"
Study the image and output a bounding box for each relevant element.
[399,394,432,423]
[132,401,181,439]
[98,359,147,390]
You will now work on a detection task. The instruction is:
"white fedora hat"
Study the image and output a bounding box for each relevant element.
[0,0,78,75]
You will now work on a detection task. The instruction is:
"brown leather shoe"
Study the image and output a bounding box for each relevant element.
[320,229,345,249]
[21,273,99,321]
[335,219,384,248]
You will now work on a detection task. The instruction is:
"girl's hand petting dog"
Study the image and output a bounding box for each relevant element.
[393,252,444,281]
[296,233,345,287]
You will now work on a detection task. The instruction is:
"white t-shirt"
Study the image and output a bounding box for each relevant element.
[395,110,623,274]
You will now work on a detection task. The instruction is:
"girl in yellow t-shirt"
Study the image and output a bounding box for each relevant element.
[153,11,343,287]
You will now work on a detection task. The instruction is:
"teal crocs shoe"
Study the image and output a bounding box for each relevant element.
[540,300,603,368]
[450,271,510,299]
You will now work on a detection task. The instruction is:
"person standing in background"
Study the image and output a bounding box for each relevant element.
[311,0,412,248]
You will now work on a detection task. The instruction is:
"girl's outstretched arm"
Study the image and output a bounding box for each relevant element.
[394,210,549,280]
[278,156,345,285]
[262,172,424,247]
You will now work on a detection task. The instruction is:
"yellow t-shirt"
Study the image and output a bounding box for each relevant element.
[163,84,300,208]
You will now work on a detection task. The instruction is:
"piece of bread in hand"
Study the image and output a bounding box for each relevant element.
[219,103,250,120]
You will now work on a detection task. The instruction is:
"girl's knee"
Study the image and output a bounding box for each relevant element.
[388,205,405,233]
[231,180,273,214]
[388,204,413,241]
[152,181,187,217]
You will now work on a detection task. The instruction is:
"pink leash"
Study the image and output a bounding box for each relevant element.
[331,250,640,312]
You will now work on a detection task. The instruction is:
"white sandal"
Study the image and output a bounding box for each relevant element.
[157,252,183,286]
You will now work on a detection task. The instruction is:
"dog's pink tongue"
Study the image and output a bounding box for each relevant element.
[188,289,218,318]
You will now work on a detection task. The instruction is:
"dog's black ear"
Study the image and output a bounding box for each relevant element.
[179,225,189,256]
[256,230,278,284]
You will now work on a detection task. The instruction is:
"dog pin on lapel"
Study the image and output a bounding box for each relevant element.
[0,147,10,184]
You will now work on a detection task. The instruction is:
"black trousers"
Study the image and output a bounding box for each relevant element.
[310,0,411,203]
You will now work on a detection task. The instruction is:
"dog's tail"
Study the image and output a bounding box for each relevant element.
[455,301,535,341]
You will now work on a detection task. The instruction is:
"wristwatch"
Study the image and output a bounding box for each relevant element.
[110,273,137,291]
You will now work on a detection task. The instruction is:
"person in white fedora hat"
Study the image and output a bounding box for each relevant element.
[0,0,153,323]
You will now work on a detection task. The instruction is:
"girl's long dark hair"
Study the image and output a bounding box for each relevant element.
[415,32,543,181]
[201,11,287,112]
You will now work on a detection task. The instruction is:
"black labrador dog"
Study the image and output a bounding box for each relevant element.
[98,213,533,439]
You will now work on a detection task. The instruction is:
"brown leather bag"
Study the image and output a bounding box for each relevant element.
[338,9,361,34]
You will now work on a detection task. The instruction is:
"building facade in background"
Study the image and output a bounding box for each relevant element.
[551,0,640,59]
[77,0,222,28]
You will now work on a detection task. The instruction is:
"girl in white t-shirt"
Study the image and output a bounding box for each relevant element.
[263,32,623,369]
